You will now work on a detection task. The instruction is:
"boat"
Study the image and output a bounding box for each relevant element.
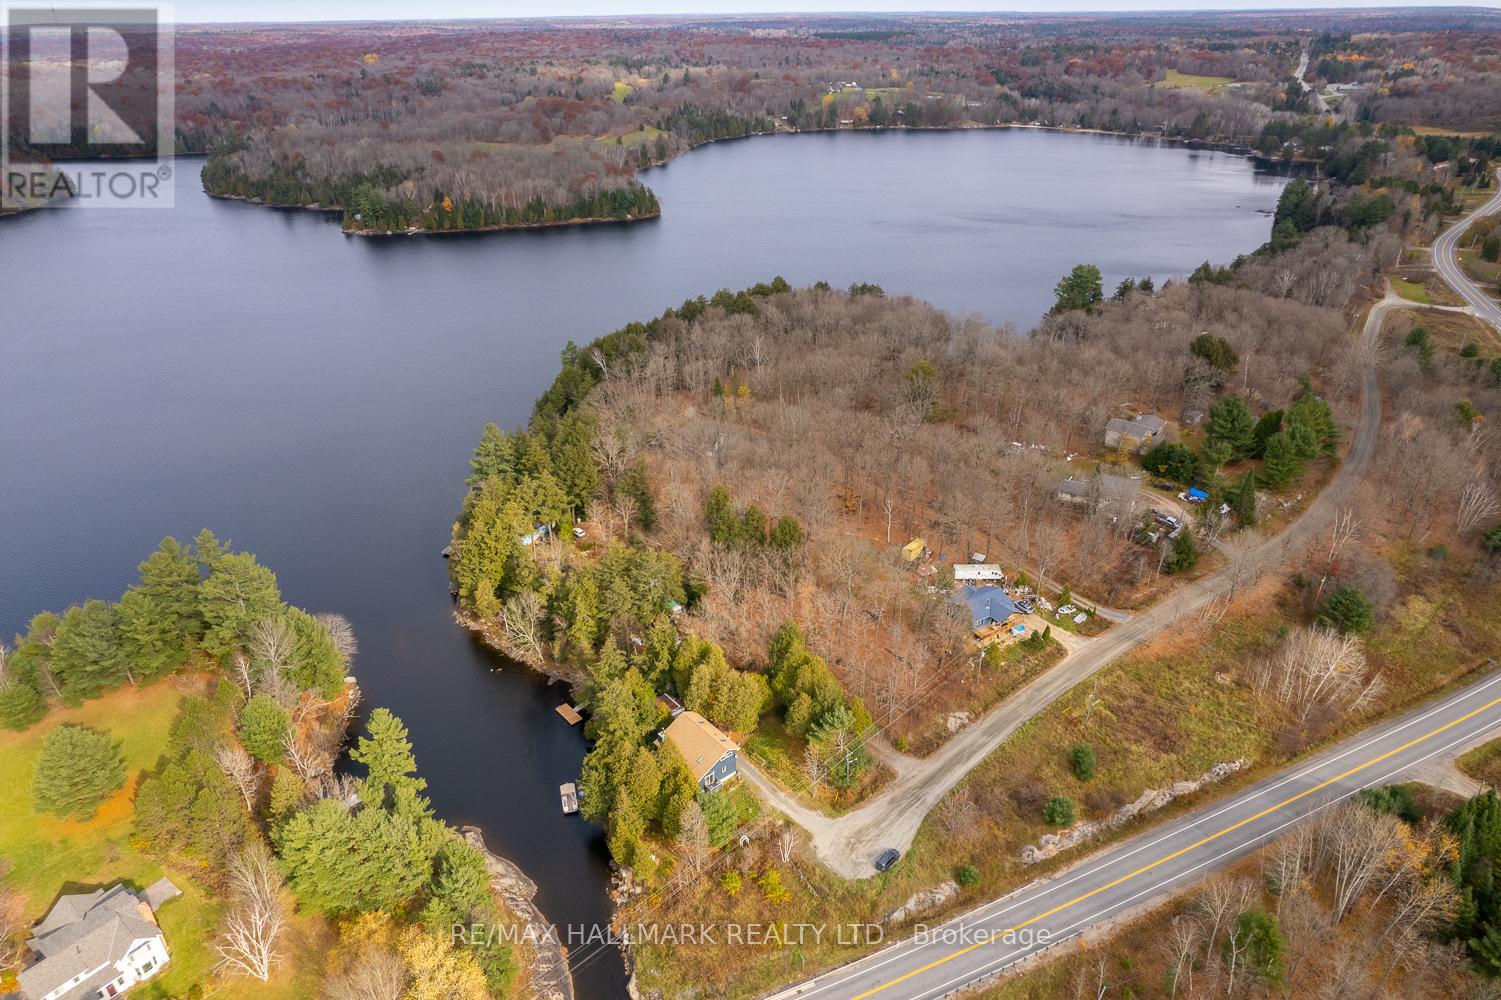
[560,782,579,815]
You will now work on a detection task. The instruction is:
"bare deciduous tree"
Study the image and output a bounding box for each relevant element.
[215,841,287,982]
[1250,627,1383,723]
[216,743,262,811]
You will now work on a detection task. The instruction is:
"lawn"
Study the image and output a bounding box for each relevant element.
[1391,276,1433,303]
[1155,69,1236,92]
[612,80,633,102]
[0,677,323,999]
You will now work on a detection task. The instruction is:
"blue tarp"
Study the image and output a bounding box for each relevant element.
[958,585,1017,628]
[1186,488,1209,502]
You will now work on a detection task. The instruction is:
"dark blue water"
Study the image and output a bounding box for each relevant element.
[0,128,1284,999]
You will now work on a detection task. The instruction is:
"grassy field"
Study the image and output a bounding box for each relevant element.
[1459,738,1501,788]
[1155,69,1236,92]
[1391,275,1434,303]
[612,81,633,103]
[0,678,322,998]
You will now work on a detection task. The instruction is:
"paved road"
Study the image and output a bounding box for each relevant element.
[1433,170,1501,333]
[767,668,1501,1000]
[1294,45,1330,116]
[746,282,1392,879]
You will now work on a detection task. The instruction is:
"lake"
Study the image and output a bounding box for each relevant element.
[0,128,1287,999]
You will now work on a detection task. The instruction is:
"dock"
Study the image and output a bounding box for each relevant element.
[555,703,583,725]
[560,782,579,815]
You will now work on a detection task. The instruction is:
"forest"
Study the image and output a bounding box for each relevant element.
[32,8,1468,231]
[0,534,524,998]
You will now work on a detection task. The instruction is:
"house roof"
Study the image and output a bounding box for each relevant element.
[1106,414,1166,436]
[663,711,737,783]
[954,564,1005,582]
[21,885,162,999]
[959,586,1017,627]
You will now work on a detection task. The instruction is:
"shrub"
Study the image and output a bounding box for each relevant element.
[33,724,126,820]
[1043,795,1076,827]
[1485,523,1501,554]
[1070,745,1097,782]
[955,864,981,887]
[721,870,742,897]
[1483,233,1500,263]
[1359,784,1420,824]
[1316,585,1375,635]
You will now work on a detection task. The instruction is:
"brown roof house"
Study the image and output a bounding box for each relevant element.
[661,711,739,792]
[18,879,178,1000]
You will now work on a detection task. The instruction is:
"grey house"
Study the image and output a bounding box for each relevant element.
[18,880,178,1000]
[1103,414,1167,453]
[662,710,739,791]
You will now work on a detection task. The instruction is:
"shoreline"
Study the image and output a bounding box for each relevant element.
[460,825,577,1000]
[197,118,1309,239]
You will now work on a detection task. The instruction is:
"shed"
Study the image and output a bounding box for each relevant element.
[901,538,927,562]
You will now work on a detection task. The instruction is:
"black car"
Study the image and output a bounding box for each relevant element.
[875,848,901,872]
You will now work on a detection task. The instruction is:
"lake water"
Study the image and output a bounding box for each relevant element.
[0,128,1286,999]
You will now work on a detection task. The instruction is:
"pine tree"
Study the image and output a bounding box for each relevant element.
[468,423,514,485]
[607,789,646,867]
[352,708,429,814]
[198,552,283,660]
[33,724,126,820]
[239,694,290,763]
[1206,395,1257,459]
[51,600,129,700]
[134,536,203,639]
[1261,431,1303,488]
[550,410,602,513]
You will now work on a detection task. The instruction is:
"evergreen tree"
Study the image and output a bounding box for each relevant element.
[1230,471,1258,525]
[1261,431,1302,488]
[33,724,126,820]
[1251,410,1284,458]
[352,708,430,814]
[1051,264,1104,313]
[550,410,602,513]
[274,799,442,914]
[1163,527,1199,574]
[51,600,129,700]
[198,552,283,660]
[1316,585,1375,635]
[606,789,646,867]
[1206,395,1257,459]
[115,588,186,681]
[619,460,657,531]
[239,694,290,763]
[468,423,514,485]
[134,536,204,640]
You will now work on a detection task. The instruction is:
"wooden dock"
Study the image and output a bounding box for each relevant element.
[559,782,579,815]
[555,703,583,725]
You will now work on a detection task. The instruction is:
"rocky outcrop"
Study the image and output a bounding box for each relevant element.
[460,826,574,1000]
[883,880,960,925]
[1021,759,1247,865]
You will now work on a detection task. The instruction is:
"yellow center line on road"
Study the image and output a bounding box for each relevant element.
[850,694,1501,1000]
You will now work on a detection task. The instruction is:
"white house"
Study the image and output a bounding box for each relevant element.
[18,880,178,1000]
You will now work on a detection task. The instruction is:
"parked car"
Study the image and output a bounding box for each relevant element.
[1153,481,1177,491]
[875,848,901,872]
